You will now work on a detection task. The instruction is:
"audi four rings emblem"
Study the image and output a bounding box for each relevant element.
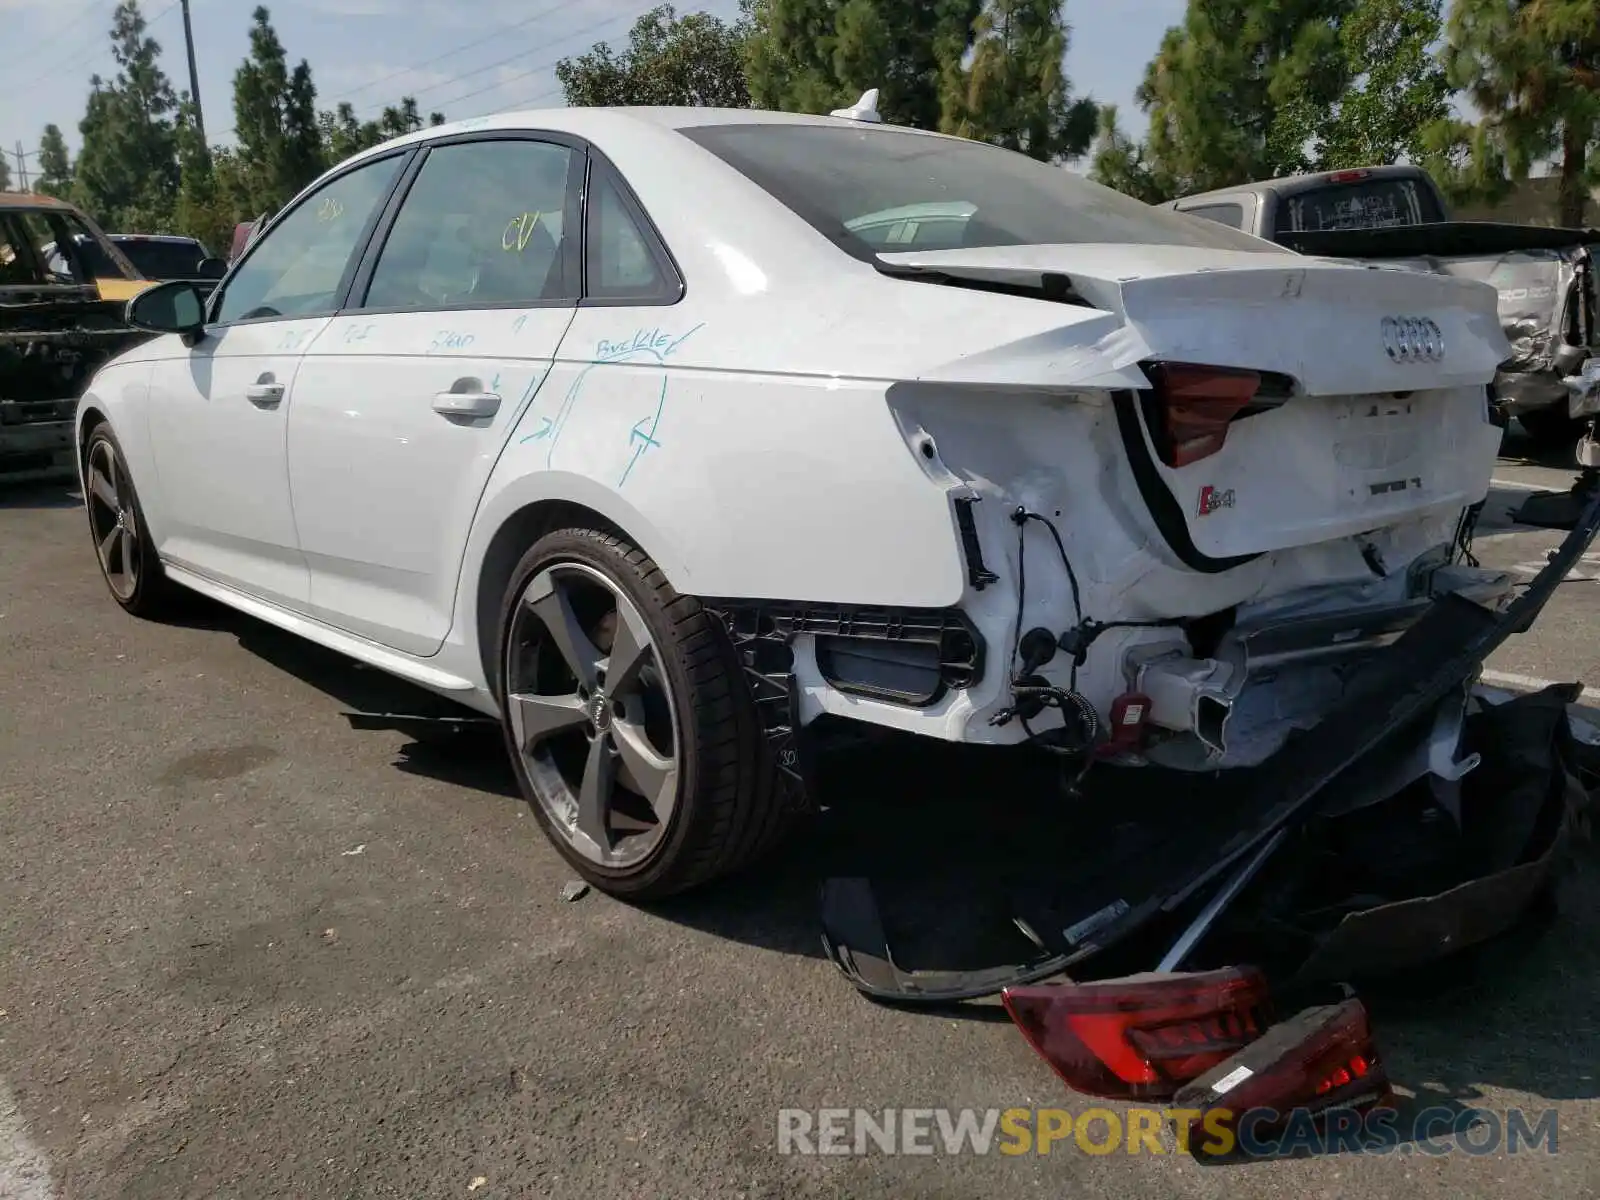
[1380,315,1445,363]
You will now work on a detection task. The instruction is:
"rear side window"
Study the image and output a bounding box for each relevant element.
[681,122,1283,258]
[1283,179,1443,232]
[1179,202,1246,230]
[362,139,579,310]
[584,167,679,303]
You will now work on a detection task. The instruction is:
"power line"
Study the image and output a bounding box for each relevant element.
[1,0,184,109]
[215,4,633,142]
[355,6,636,120]
[3,0,117,86]
[329,0,576,108]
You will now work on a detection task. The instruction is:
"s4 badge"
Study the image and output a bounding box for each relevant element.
[1197,485,1236,517]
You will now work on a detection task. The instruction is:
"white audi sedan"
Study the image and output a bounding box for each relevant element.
[78,99,1513,898]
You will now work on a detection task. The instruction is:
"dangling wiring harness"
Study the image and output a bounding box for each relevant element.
[990,505,1184,793]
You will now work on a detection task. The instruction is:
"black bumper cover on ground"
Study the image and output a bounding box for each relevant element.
[821,493,1600,1004]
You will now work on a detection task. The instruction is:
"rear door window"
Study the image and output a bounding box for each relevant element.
[360,138,580,310]
[1282,179,1443,232]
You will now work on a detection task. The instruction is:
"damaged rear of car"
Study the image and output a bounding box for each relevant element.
[1280,221,1600,447]
[687,116,1522,776]
[690,117,1600,1124]
[1,194,152,482]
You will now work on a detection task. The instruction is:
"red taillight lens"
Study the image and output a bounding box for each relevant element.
[1326,169,1371,183]
[1172,998,1392,1159]
[1001,967,1272,1101]
[1145,362,1260,468]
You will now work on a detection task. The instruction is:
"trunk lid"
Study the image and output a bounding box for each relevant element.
[880,243,1508,561]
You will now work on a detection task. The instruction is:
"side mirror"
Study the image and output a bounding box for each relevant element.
[126,280,207,342]
[196,256,227,281]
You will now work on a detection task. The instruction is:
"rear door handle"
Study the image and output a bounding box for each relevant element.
[245,383,284,408]
[432,388,502,419]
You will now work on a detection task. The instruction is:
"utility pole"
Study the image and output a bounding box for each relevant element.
[180,0,206,148]
[12,142,29,191]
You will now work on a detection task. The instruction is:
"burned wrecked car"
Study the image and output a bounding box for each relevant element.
[1,194,153,481]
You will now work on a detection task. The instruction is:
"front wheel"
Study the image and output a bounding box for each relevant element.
[83,425,179,618]
[497,527,790,899]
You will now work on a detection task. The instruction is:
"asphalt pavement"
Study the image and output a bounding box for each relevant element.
[2,424,1599,1199]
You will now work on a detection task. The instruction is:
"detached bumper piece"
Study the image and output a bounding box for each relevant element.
[821,496,1600,1134]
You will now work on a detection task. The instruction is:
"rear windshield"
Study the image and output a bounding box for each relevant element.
[115,238,206,279]
[1282,178,1443,232]
[680,123,1284,258]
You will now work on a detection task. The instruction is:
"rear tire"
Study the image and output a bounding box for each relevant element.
[497,526,791,899]
[83,424,180,619]
[1517,407,1585,450]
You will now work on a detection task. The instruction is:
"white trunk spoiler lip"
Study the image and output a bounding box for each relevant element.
[879,243,1512,396]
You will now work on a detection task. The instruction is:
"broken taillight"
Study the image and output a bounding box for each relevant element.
[1001,967,1272,1101]
[1144,363,1261,468]
[1172,997,1392,1160]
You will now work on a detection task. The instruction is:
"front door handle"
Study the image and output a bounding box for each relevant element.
[245,382,285,408]
[433,384,502,419]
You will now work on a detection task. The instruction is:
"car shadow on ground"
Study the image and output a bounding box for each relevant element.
[193,591,1600,1118]
[1499,421,1584,470]
[0,478,83,510]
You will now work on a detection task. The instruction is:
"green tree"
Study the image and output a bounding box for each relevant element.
[1311,0,1452,168]
[318,95,443,164]
[231,5,325,215]
[1089,104,1174,201]
[172,98,236,254]
[941,0,1097,161]
[35,125,74,198]
[0,155,10,191]
[1137,0,1354,194]
[73,1,182,229]
[1443,0,1600,227]
[745,0,980,129]
[557,4,755,107]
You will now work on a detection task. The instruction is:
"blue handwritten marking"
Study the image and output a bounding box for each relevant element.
[491,371,502,392]
[596,323,705,364]
[276,329,305,352]
[524,415,555,441]
[523,324,705,463]
[429,330,475,353]
[618,379,668,487]
[512,313,529,335]
[342,322,376,344]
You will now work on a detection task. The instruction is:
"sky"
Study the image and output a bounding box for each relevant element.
[0,0,1188,178]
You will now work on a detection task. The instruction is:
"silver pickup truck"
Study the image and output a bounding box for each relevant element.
[1166,166,1600,449]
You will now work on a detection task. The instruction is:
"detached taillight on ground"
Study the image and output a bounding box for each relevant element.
[1001,967,1272,1101]
[1172,997,1393,1160]
[1145,363,1261,468]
